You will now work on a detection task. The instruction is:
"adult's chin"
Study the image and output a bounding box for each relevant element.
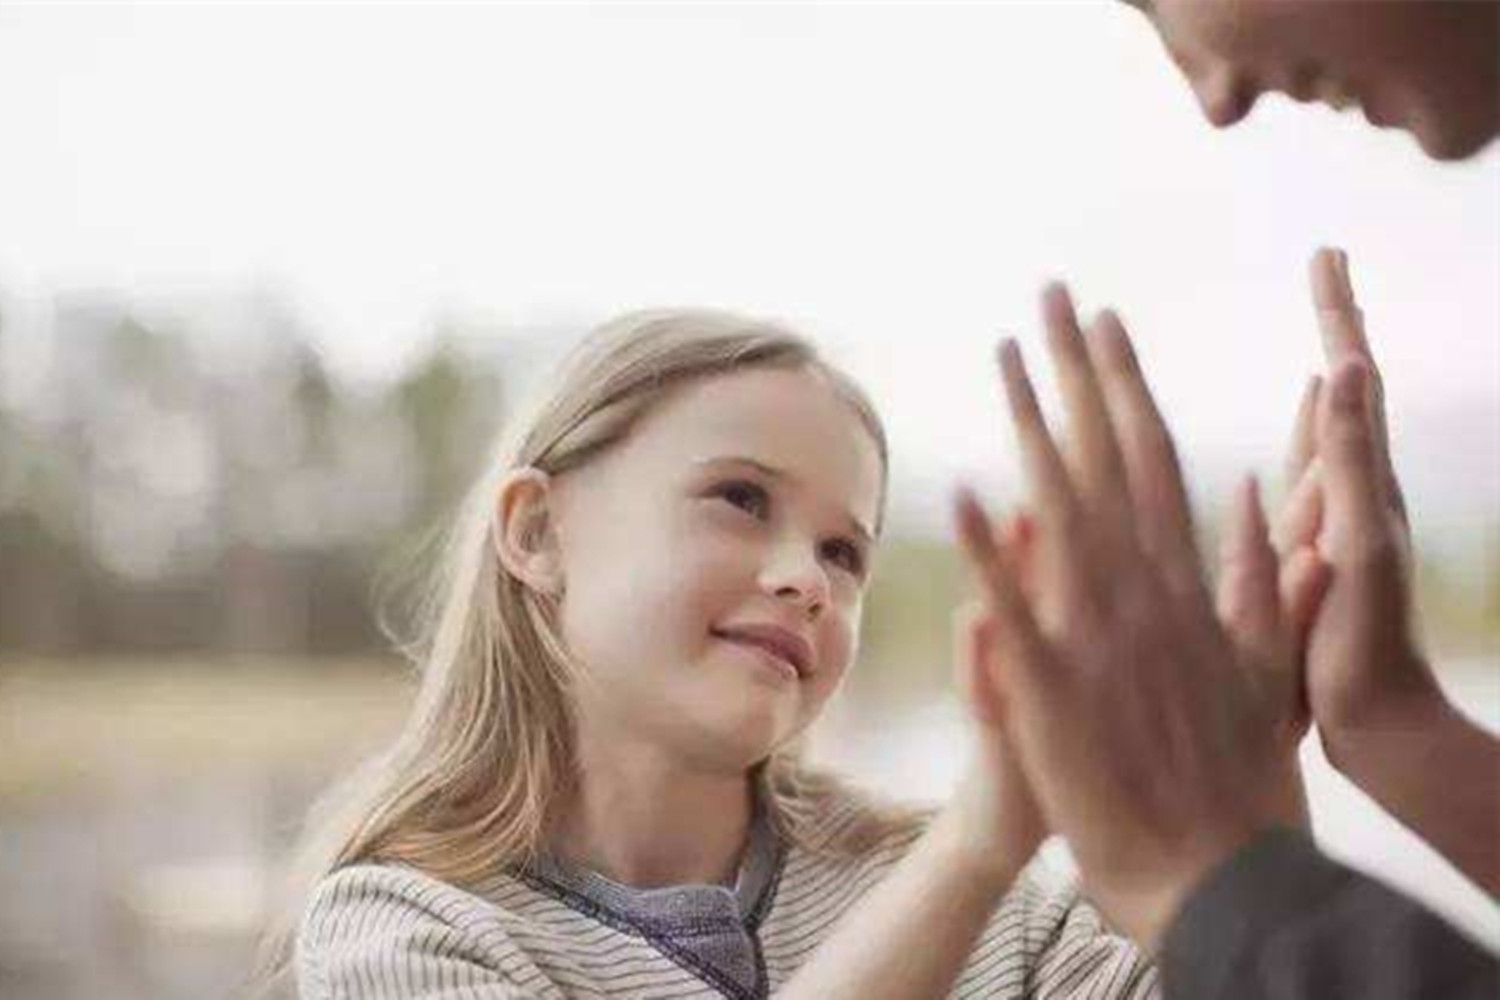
[1410,113,1498,162]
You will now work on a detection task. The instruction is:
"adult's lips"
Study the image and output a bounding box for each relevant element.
[1361,99,1392,128]
[711,623,813,679]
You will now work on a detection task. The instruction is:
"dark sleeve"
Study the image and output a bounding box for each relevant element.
[1160,828,1499,1000]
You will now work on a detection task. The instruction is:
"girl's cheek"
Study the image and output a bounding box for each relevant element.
[816,601,860,684]
[680,516,761,576]
[665,526,756,620]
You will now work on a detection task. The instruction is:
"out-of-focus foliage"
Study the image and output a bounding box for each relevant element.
[0,289,507,658]
[3,286,1496,669]
[855,522,1500,713]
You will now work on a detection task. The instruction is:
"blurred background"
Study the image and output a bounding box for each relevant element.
[0,4,1496,998]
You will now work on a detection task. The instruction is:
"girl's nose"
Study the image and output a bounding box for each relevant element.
[762,546,829,619]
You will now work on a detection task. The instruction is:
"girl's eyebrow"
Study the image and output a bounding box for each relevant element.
[692,455,875,546]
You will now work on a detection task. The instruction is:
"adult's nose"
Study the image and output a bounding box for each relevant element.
[1195,70,1259,128]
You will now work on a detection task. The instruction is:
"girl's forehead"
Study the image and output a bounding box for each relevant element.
[626,367,884,511]
[644,367,876,457]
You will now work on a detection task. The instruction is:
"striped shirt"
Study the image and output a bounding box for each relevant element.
[297,790,1158,999]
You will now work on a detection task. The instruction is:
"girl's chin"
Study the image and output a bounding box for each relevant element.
[718,637,803,686]
[679,701,803,769]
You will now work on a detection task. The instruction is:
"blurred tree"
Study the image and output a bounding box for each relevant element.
[3,292,1484,665]
[290,344,337,464]
[390,330,504,526]
[0,299,10,492]
[859,537,968,706]
[1485,528,1500,636]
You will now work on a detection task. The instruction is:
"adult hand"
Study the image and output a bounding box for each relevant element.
[1275,248,1447,763]
[952,286,1322,949]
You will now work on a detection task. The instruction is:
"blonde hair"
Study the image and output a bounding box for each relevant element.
[248,307,911,995]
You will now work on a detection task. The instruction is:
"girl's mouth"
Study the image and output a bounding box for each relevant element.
[711,625,811,680]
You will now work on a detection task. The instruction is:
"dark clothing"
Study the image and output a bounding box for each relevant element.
[1161,828,1499,999]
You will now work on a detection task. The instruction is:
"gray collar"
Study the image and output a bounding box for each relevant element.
[529,811,781,926]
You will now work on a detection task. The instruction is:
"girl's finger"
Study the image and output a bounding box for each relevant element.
[952,488,1052,696]
[1219,477,1316,743]
[1040,284,1134,532]
[1285,375,1323,491]
[953,601,1005,727]
[1277,544,1331,738]
[1272,458,1325,558]
[1279,545,1332,658]
[1003,509,1040,602]
[1087,310,1207,599]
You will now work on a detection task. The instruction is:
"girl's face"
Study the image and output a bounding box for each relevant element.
[551,366,884,771]
[1134,0,1498,161]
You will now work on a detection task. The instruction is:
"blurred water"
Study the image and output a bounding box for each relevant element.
[0,768,316,999]
[812,656,1500,952]
[0,660,395,1000]
[0,657,1493,998]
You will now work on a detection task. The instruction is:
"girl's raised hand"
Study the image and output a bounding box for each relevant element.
[1273,250,1499,897]
[952,286,1312,950]
[942,511,1047,887]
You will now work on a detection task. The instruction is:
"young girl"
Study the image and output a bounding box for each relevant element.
[260,308,1157,998]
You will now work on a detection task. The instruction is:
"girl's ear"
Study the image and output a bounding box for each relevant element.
[495,468,566,598]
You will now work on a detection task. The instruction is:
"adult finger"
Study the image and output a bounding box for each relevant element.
[1310,248,1374,363]
[1087,310,1206,597]
[1317,360,1390,548]
[1041,284,1133,528]
[1216,476,1281,666]
[1311,248,1385,450]
[995,339,1090,570]
[1311,248,1405,519]
[1284,375,1322,491]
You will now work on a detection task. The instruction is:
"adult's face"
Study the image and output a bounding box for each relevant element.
[1130,0,1499,161]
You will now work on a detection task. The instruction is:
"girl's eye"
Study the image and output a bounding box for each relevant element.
[715,480,770,519]
[822,538,867,578]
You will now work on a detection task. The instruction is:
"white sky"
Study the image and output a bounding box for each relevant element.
[2,3,1497,538]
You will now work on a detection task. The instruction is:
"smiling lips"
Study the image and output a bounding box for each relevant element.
[1313,79,1393,127]
[712,624,813,680]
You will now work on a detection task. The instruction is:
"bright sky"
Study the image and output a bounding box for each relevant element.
[2,3,1497,539]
